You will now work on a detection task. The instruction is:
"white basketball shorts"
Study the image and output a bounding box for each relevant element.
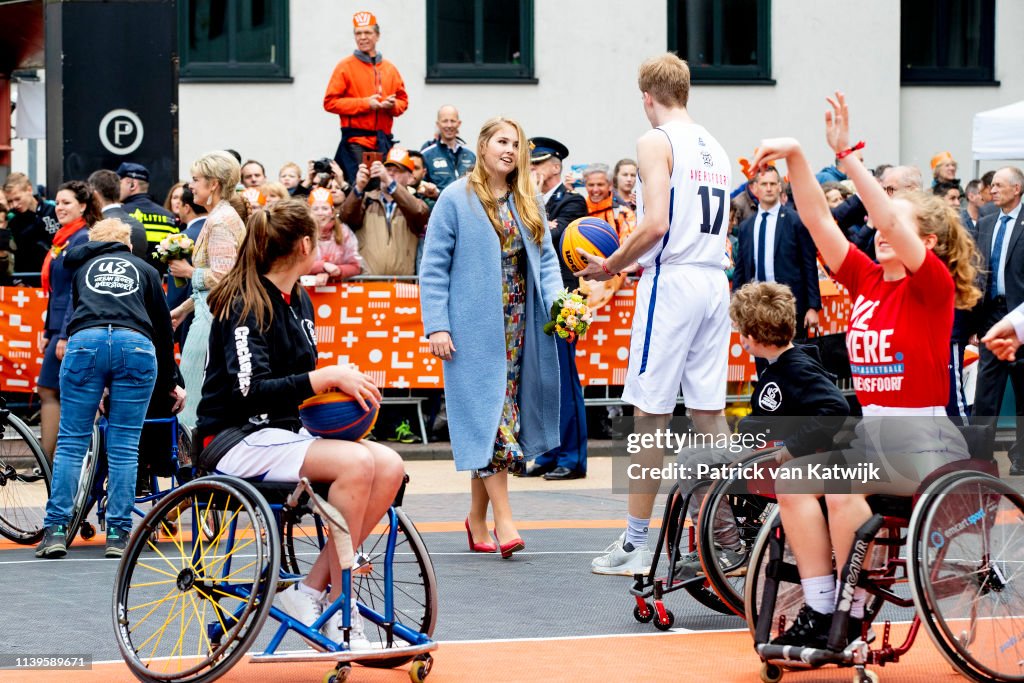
[622,264,730,414]
[214,428,318,482]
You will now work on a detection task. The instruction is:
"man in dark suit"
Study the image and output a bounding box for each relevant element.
[972,166,1024,474]
[521,137,588,480]
[87,169,148,260]
[734,167,821,339]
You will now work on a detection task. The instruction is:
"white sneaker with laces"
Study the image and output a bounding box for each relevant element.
[274,583,325,649]
[321,600,374,651]
[591,541,653,576]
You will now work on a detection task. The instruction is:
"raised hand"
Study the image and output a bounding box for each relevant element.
[825,91,850,154]
[748,138,802,173]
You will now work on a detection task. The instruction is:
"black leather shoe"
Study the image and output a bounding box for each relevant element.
[543,466,585,481]
[519,463,554,478]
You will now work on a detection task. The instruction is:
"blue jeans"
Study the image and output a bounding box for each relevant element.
[43,326,157,533]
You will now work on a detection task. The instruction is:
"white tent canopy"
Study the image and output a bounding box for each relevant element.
[972,100,1024,161]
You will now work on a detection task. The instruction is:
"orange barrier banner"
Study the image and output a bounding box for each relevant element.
[0,281,850,394]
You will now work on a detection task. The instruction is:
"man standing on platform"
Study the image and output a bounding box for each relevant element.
[324,11,409,185]
[521,137,589,480]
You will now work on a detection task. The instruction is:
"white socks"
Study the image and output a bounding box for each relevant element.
[801,575,836,614]
[625,514,650,549]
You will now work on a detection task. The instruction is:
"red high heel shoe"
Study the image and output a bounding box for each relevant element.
[493,530,525,559]
[465,518,497,553]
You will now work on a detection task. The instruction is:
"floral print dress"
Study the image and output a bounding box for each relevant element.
[475,199,527,478]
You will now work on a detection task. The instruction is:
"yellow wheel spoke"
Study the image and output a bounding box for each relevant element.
[202,537,256,578]
[138,592,181,660]
[212,588,249,603]
[207,593,234,642]
[208,555,257,583]
[129,578,179,589]
[198,505,243,567]
[128,588,179,634]
[129,590,187,613]
[132,562,179,580]
[145,535,185,574]
[170,587,198,670]
[193,592,212,658]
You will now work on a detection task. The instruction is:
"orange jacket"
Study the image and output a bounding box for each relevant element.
[323,53,408,148]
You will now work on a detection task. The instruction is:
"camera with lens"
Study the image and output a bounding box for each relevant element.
[313,158,334,175]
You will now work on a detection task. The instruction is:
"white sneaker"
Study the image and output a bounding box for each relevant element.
[275,584,325,649]
[600,531,626,554]
[591,541,653,576]
[322,600,374,651]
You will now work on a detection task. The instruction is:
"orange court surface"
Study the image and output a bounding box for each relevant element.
[0,457,985,683]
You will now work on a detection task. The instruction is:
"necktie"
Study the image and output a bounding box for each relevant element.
[990,215,1011,299]
[756,211,769,281]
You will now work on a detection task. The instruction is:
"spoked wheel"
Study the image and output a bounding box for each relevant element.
[280,504,437,667]
[668,479,735,615]
[745,507,806,641]
[350,507,437,667]
[0,410,51,543]
[697,462,776,616]
[908,470,1024,683]
[113,475,280,683]
[66,423,101,547]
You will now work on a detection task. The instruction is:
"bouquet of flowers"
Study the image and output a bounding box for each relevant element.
[543,288,592,343]
[152,233,195,287]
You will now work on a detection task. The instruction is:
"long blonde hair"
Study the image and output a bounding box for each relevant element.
[467,116,546,245]
[899,190,981,310]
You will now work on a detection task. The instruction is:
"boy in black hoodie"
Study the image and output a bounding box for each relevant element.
[674,281,849,578]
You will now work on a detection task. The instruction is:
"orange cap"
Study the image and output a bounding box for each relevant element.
[931,151,954,170]
[384,147,414,173]
[309,187,333,206]
[352,11,377,28]
[240,187,266,206]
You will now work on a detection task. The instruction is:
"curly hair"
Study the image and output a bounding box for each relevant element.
[729,281,796,348]
[898,190,981,310]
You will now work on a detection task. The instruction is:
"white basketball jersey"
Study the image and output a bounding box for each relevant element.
[635,121,732,269]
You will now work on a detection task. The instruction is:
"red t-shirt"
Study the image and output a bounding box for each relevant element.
[835,245,953,408]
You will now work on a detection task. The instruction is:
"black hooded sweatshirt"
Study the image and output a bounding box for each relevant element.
[195,276,318,444]
[63,240,180,395]
[738,344,850,457]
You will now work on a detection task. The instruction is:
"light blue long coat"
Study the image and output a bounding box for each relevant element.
[420,178,563,471]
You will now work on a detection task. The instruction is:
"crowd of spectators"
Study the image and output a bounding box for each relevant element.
[2,8,1022,460]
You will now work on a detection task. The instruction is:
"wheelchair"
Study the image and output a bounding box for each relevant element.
[0,394,50,544]
[65,414,193,544]
[745,425,1024,683]
[111,471,437,683]
[630,449,779,628]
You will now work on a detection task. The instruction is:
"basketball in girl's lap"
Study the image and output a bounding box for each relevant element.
[299,392,379,441]
[559,217,619,272]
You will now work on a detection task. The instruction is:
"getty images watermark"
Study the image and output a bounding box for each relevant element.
[608,418,896,494]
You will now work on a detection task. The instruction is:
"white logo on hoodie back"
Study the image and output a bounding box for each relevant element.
[85,257,140,297]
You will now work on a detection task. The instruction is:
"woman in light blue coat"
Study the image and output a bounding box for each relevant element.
[420,117,562,559]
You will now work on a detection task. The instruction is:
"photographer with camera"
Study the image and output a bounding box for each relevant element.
[338,147,427,276]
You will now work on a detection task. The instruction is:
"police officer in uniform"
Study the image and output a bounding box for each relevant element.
[522,137,589,480]
[117,162,179,270]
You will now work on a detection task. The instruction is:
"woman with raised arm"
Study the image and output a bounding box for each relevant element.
[750,92,981,648]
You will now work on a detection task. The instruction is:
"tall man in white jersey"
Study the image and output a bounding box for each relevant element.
[577,53,733,575]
